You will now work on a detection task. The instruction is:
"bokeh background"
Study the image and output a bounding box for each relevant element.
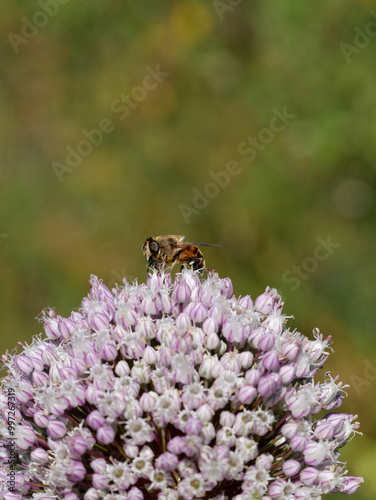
[1,1,375,497]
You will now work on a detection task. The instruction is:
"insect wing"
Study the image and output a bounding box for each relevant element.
[188,242,223,247]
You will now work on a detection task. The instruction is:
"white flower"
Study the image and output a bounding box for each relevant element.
[124,418,155,445]
[178,473,208,499]
[149,469,172,490]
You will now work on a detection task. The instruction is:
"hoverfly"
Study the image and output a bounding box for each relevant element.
[142,235,222,271]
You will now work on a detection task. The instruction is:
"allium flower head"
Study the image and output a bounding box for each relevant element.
[0,270,363,499]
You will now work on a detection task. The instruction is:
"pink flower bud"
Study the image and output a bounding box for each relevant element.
[65,494,80,500]
[257,332,275,351]
[300,466,320,486]
[47,420,67,439]
[281,421,298,439]
[70,435,89,455]
[325,412,346,430]
[60,366,77,380]
[245,368,262,386]
[97,425,115,444]
[222,318,244,343]
[14,355,34,375]
[263,314,283,336]
[269,478,293,498]
[255,288,279,315]
[279,364,296,384]
[99,342,117,361]
[158,348,172,367]
[199,357,217,378]
[3,493,22,500]
[15,378,33,403]
[257,373,281,397]
[216,444,230,461]
[90,311,110,330]
[86,410,105,430]
[339,476,364,494]
[85,385,98,404]
[116,305,139,328]
[44,318,61,340]
[262,350,280,371]
[303,441,331,466]
[237,385,257,404]
[68,460,86,481]
[248,327,264,347]
[58,318,75,339]
[196,403,213,422]
[202,317,218,335]
[92,473,109,489]
[219,411,236,427]
[290,434,307,452]
[71,356,86,373]
[184,417,203,435]
[221,278,233,298]
[239,295,253,310]
[160,291,173,314]
[155,451,179,471]
[170,336,190,354]
[30,447,49,464]
[256,453,273,470]
[85,351,101,366]
[127,487,144,500]
[281,339,300,360]
[90,458,107,473]
[314,421,335,440]
[283,459,301,476]
[123,444,139,459]
[143,346,158,365]
[34,411,49,428]
[136,317,155,339]
[140,391,158,412]
[189,302,208,323]
[83,488,100,500]
[171,281,191,303]
[206,332,220,350]
[142,293,163,315]
[147,272,163,290]
[32,370,49,385]
[238,351,254,369]
[115,360,130,376]
[209,304,227,325]
[176,312,191,332]
[167,436,186,454]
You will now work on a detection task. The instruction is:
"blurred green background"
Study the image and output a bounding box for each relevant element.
[1,0,375,497]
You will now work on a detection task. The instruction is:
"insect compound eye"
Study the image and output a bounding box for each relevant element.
[149,240,159,254]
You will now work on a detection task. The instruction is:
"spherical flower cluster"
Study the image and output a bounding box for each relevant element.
[0,269,363,499]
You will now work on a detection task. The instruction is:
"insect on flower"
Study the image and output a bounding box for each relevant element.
[142,235,222,272]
